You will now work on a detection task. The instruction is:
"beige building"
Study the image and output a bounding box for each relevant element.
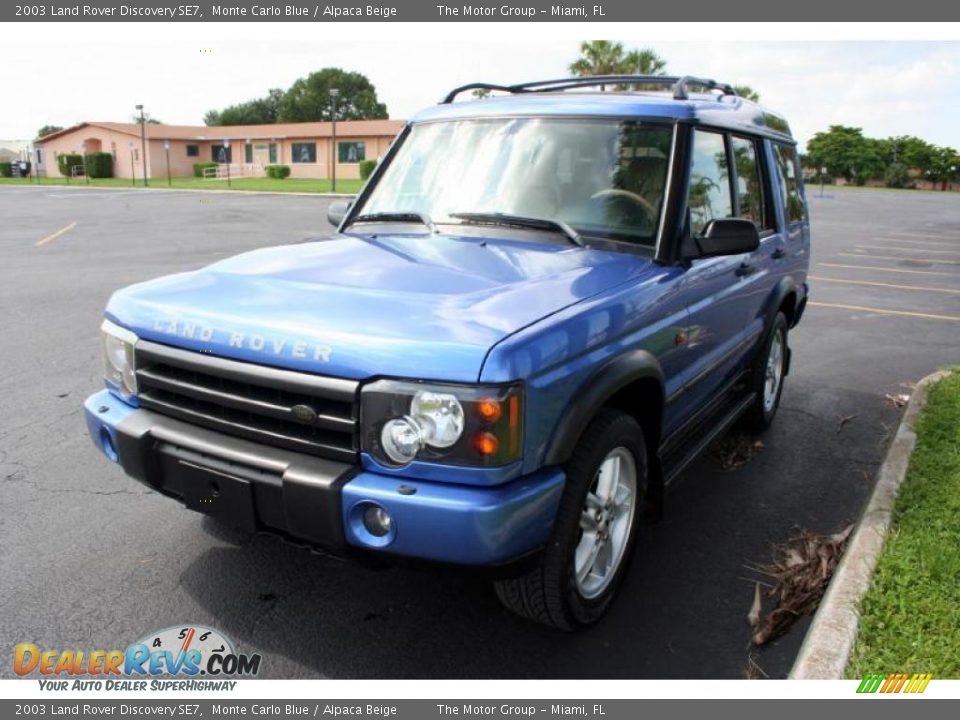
[34,119,405,180]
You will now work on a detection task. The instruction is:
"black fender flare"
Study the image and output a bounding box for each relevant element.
[762,276,800,330]
[543,349,665,468]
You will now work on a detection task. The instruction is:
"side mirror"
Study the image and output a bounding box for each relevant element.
[327,199,353,228]
[694,218,760,258]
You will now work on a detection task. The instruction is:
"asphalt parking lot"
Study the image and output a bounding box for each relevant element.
[1,184,958,679]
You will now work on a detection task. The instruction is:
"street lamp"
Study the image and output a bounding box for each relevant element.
[135,104,148,187]
[330,87,340,192]
[80,141,88,184]
[163,139,171,186]
[128,141,135,187]
[223,139,231,188]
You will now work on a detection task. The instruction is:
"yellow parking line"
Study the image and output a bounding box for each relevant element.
[35,221,77,247]
[855,244,960,257]
[880,232,958,242]
[875,237,959,248]
[819,263,955,277]
[809,275,960,295]
[809,301,960,322]
[840,252,960,265]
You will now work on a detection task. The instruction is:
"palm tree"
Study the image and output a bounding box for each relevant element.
[569,42,668,91]
[733,85,761,102]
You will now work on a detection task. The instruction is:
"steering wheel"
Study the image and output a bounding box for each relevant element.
[589,188,658,218]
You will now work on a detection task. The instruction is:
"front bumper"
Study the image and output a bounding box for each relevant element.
[84,389,564,566]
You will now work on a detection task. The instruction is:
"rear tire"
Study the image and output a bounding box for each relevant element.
[743,311,788,431]
[494,408,648,630]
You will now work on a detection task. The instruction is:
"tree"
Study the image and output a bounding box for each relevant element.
[278,68,387,122]
[733,85,760,102]
[569,41,668,91]
[36,125,63,139]
[130,112,163,125]
[924,146,960,191]
[471,88,492,100]
[205,88,284,126]
[806,125,884,184]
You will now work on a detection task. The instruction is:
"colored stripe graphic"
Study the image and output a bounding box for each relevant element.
[857,673,932,694]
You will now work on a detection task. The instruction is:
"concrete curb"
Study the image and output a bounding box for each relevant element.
[789,369,951,679]
[0,183,356,198]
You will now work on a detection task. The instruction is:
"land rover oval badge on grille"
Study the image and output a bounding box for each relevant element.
[291,404,318,424]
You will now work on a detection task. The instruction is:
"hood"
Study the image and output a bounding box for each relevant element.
[106,233,655,382]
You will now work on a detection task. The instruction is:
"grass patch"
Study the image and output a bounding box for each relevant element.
[848,370,960,677]
[0,176,363,194]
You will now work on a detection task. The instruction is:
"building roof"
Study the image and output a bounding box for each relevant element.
[412,91,794,142]
[36,119,406,143]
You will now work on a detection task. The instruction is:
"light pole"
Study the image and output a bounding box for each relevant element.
[163,139,171,186]
[135,104,148,187]
[128,141,135,187]
[329,87,339,192]
[223,139,231,188]
[80,141,88,184]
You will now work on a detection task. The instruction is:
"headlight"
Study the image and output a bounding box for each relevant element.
[362,380,523,468]
[101,319,138,401]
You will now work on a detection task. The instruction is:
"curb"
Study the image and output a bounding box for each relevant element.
[789,369,951,679]
[0,183,356,199]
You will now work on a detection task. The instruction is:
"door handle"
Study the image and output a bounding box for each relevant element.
[735,262,755,277]
[771,247,786,260]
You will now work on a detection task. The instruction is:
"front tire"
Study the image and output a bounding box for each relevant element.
[494,409,647,630]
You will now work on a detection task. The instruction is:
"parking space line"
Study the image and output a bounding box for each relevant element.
[809,301,960,322]
[809,275,960,295]
[874,237,959,248]
[819,263,956,277]
[854,244,960,257]
[839,252,960,265]
[35,221,77,247]
[879,232,958,241]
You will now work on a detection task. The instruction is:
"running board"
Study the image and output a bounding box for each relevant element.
[662,392,757,485]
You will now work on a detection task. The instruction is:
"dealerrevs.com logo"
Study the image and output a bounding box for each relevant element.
[14,625,261,691]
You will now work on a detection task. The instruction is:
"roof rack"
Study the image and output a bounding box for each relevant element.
[440,75,737,104]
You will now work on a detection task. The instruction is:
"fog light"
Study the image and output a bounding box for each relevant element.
[363,505,393,537]
[381,416,424,465]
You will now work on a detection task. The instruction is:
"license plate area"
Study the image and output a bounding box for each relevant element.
[177,460,258,532]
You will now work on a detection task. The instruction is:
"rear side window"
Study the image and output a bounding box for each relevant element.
[773,143,804,223]
[688,129,733,235]
[730,136,770,230]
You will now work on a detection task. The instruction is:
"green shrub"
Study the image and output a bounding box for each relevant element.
[884,162,910,189]
[193,161,219,178]
[84,152,114,179]
[0,162,12,178]
[266,164,291,179]
[57,153,84,177]
[359,159,377,180]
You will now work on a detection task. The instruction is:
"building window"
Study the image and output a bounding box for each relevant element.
[36,148,43,166]
[338,141,366,164]
[211,145,232,163]
[186,144,199,157]
[244,143,253,164]
[268,143,278,164]
[292,143,316,163]
[110,142,117,158]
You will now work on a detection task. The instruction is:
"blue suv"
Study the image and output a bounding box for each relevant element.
[84,76,810,629]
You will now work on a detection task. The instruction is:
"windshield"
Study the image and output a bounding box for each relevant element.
[358,118,673,246]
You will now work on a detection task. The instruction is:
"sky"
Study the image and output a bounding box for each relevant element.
[2,24,958,152]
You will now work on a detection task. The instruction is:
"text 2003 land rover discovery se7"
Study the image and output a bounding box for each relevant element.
[85,75,810,630]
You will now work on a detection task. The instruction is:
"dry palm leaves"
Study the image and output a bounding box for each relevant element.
[747,524,854,645]
[711,433,764,471]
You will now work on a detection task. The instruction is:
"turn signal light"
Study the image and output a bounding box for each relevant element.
[473,431,500,456]
[476,398,503,423]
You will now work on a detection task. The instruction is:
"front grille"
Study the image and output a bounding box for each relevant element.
[135,341,359,463]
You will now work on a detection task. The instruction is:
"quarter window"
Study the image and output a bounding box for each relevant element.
[292,143,316,163]
[688,130,733,235]
[774,143,804,223]
[730,136,769,230]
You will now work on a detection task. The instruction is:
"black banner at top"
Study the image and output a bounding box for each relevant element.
[5,0,960,22]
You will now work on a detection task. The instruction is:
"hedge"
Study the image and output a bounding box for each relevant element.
[0,162,12,178]
[84,152,113,179]
[57,153,84,177]
[266,164,291,179]
[359,159,377,181]
[193,161,219,178]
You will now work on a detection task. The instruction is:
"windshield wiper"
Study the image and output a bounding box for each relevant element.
[449,212,584,247]
[348,211,437,234]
